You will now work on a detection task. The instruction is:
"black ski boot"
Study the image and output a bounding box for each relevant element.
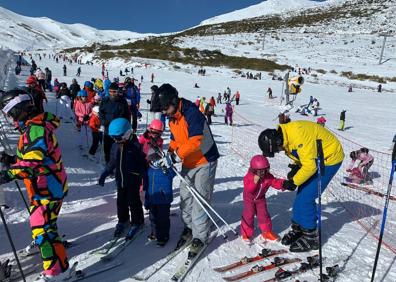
[188,238,204,259]
[290,228,319,252]
[281,223,302,246]
[175,227,192,250]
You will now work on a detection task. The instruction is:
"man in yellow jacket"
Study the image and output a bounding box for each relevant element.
[258,120,344,252]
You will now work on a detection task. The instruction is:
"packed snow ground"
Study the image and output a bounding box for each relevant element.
[1,52,396,282]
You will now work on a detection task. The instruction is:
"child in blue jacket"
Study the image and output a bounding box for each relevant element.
[144,153,176,247]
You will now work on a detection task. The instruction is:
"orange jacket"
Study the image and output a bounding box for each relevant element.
[168,99,219,169]
[89,114,101,132]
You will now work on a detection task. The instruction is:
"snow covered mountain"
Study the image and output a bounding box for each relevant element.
[0,6,148,51]
[199,0,343,26]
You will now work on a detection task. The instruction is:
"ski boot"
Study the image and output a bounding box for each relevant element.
[281,222,302,246]
[113,222,129,238]
[147,233,157,241]
[126,224,143,240]
[156,237,169,247]
[261,231,279,241]
[290,228,319,252]
[175,227,192,250]
[188,238,204,259]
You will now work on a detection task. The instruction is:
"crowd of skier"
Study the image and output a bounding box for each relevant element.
[0,53,389,282]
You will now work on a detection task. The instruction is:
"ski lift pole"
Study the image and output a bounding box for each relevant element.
[370,142,396,282]
[0,205,26,282]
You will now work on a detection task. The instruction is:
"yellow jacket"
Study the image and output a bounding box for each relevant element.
[278,121,344,186]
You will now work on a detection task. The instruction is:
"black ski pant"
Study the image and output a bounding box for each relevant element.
[117,186,144,226]
[103,134,114,164]
[89,132,102,155]
[236,98,240,105]
[149,204,171,241]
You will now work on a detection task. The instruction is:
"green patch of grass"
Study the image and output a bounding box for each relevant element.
[316,69,327,74]
[340,71,390,83]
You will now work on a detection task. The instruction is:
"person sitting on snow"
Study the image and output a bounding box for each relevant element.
[347,148,374,184]
[240,155,285,243]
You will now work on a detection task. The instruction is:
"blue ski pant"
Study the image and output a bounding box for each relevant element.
[292,162,342,230]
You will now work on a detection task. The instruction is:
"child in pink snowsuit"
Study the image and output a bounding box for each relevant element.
[241,155,285,242]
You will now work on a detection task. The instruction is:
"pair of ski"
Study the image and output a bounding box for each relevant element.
[341,182,396,201]
[91,227,144,261]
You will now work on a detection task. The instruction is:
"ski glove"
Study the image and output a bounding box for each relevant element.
[83,115,90,122]
[287,164,300,180]
[0,259,11,280]
[282,180,297,191]
[0,171,11,185]
[98,174,106,187]
[158,152,181,169]
[0,152,17,167]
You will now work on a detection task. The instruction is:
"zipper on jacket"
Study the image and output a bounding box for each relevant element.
[151,170,155,197]
[254,183,263,201]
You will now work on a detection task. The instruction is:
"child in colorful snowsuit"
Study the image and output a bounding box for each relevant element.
[241,155,285,242]
[139,120,176,246]
[347,148,374,184]
[225,102,233,125]
[98,118,146,238]
[88,106,102,158]
[0,89,69,280]
[74,90,93,150]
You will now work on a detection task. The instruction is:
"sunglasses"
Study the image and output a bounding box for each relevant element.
[251,168,269,176]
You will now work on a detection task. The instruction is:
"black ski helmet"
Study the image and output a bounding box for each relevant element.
[0,88,35,121]
[158,83,179,111]
[258,128,283,158]
[350,151,358,160]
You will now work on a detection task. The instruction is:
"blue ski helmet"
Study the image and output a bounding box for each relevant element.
[108,118,131,138]
[84,81,93,88]
[77,89,88,97]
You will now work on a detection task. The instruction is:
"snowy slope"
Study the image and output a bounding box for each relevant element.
[200,0,343,26]
[0,6,149,51]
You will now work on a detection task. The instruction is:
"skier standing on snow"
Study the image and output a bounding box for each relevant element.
[98,118,146,237]
[225,101,233,126]
[339,110,346,131]
[99,83,130,164]
[57,83,74,122]
[74,90,93,151]
[240,155,285,243]
[157,83,219,257]
[139,120,176,247]
[69,78,80,110]
[26,75,47,114]
[258,120,344,252]
[44,67,52,91]
[146,85,162,122]
[123,77,141,133]
[217,93,222,104]
[0,89,70,281]
[88,106,102,160]
[76,67,81,77]
[267,87,273,99]
[63,64,67,76]
[346,148,374,184]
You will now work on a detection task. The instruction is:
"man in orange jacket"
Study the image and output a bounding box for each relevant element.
[157,83,219,257]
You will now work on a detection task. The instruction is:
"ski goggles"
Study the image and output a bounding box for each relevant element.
[250,168,269,176]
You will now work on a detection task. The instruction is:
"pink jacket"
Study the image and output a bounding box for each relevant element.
[74,100,93,124]
[347,152,374,170]
[243,171,284,201]
[138,131,163,160]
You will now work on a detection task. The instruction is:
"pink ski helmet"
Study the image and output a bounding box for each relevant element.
[148,119,164,132]
[250,155,270,170]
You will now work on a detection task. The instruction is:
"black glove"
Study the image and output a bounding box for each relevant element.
[287,164,300,180]
[146,99,151,104]
[283,180,297,191]
[0,152,17,167]
[0,259,11,280]
[0,171,11,185]
[83,115,90,122]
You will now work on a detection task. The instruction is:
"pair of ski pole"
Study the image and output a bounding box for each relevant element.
[154,145,237,239]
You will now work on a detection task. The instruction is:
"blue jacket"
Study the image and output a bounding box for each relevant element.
[103,79,111,97]
[101,134,146,189]
[144,166,175,205]
[124,84,140,107]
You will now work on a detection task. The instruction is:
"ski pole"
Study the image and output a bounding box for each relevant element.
[172,167,237,237]
[316,139,325,282]
[370,142,396,282]
[0,205,26,282]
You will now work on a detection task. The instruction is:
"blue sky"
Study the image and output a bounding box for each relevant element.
[0,0,266,33]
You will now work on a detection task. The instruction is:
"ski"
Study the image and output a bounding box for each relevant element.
[99,226,144,261]
[262,255,319,282]
[170,233,217,282]
[67,260,123,282]
[341,182,396,201]
[132,238,193,281]
[223,257,301,282]
[8,263,41,282]
[213,248,288,273]
[90,237,124,256]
